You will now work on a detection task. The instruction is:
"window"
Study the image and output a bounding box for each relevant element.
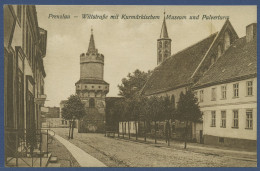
[211,57,215,65]
[85,85,87,89]
[219,137,224,143]
[211,88,216,101]
[159,53,162,62]
[158,42,162,48]
[217,44,222,58]
[246,109,253,129]
[246,81,253,96]
[233,110,239,128]
[199,90,204,102]
[221,111,226,128]
[211,111,216,127]
[221,85,227,99]
[89,98,95,108]
[233,83,239,98]
[224,31,231,50]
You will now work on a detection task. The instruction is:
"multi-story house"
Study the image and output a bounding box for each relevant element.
[193,23,257,149]
[4,5,48,166]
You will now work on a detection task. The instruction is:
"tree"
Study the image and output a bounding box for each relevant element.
[105,97,124,134]
[147,96,164,144]
[62,95,86,139]
[176,90,202,149]
[118,69,152,98]
[162,96,176,146]
[114,99,128,138]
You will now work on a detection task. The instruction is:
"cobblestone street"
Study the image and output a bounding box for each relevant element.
[52,128,256,167]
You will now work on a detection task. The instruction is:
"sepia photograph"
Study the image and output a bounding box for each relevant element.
[3,4,257,168]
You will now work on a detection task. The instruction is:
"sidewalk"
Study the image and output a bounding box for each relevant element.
[54,134,107,167]
[113,134,257,161]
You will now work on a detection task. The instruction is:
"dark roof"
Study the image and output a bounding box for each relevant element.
[88,30,96,53]
[194,37,257,88]
[142,33,217,96]
[160,16,169,39]
[75,79,109,85]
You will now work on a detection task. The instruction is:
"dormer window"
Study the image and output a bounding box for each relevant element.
[224,31,231,50]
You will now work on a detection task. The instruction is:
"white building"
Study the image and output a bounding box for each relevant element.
[194,23,257,149]
[119,121,139,135]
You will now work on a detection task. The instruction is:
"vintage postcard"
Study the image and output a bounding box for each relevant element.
[3,4,257,168]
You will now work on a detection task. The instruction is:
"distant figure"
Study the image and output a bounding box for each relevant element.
[165,120,170,143]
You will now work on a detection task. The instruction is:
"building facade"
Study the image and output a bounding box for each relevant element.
[4,5,47,162]
[141,13,256,147]
[75,29,109,133]
[194,23,257,149]
[41,106,68,128]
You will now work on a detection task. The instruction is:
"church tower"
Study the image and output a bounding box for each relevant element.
[157,12,171,65]
[75,28,109,133]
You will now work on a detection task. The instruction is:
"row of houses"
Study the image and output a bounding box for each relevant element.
[117,15,256,150]
[4,5,48,166]
[41,106,69,128]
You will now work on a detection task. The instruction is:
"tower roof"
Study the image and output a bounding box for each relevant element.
[160,12,169,39]
[87,28,96,53]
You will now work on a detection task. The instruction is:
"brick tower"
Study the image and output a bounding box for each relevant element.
[75,28,109,133]
[157,12,171,65]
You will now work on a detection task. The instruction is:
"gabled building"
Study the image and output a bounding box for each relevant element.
[141,15,246,142]
[193,23,257,149]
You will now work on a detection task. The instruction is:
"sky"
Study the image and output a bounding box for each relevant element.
[35,5,257,107]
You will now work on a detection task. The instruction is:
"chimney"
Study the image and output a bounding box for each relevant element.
[246,23,257,43]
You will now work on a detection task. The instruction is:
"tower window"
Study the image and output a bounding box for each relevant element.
[92,86,94,88]
[85,85,87,89]
[159,53,162,62]
[99,86,101,88]
[159,42,162,48]
[89,98,95,108]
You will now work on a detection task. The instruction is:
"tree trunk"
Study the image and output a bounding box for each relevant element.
[135,121,138,140]
[128,121,130,139]
[154,121,157,144]
[168,119,170,146]
[122,122,124,138]
[68,121,71,139]
[184,121,188,149]
[71,119,75,139]
[144,121,146,142]
[118,121,120,138]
